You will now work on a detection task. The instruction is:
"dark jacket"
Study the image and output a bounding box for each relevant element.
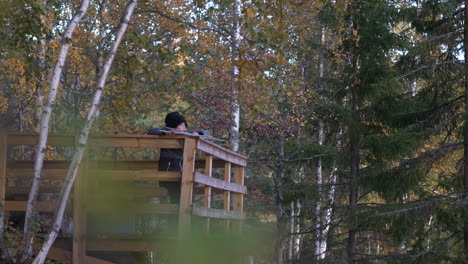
[147,128,183,171]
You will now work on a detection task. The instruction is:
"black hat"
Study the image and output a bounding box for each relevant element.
[165,112,188,129]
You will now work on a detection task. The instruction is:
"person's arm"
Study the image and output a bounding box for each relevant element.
[197,129,209,136]
[147,127,166,135]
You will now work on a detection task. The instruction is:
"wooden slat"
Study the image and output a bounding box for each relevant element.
[192,207,245,220]
[86,203,178,214]
[224,162,231,211]
[197,138,247,167]
[194,172,247,194]
[178,138,197,232]
[4,201,62,212]
[89,170,181,182]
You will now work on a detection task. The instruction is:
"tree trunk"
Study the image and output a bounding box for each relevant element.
[31,1,138,263]
[347,87,360,262]
[21,1,90,261]
[274,136,286,264]
[229,0,242,152]
[314,120,324,259]
[463,0,468,260]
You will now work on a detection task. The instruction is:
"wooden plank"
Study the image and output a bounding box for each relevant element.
[7,168,67,179]
[224,162,231,211]
[178,138,197,232]
[0,134,6,236]
[88,170,181,182]
[7,159,225,170]
[192,207,245,220]
[233,165,245,212]
[86,203,178,214]
[6,133,185,149]
[7,133,75,145]
[197,138,247,167]
[7,160,71,169]
[194,172,247,194]
[88,136,183,149]
[7,186,65,195]
[73,162,87,264]
[4,201,68,212]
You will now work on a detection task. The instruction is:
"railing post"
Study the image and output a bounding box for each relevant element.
[178,138,196,233]
[233,165,245,232]
[0,133,7,241]
[203,155,213,232]
[73,145,87,263]
[224,162,231,231]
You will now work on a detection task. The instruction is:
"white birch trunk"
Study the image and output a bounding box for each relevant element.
[21,1,90,261]
[314,25,327,260]
[229,0,242,151]
[294,200,302,259]
[314,120,324,260]
[288,201,294,261]
[317,125,341,260]
[32,1,138,263]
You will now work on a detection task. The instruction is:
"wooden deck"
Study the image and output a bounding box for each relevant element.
[0,133,248,263]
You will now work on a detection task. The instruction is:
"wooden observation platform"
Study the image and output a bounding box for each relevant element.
[0,133,248,263]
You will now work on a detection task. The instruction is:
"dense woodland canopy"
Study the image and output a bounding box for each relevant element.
[1,0,468,263]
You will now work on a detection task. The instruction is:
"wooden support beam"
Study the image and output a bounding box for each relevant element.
[224,162,231,211]
[233,165,245,232]
[178,138,197,233]
[194,172,247,194]
[233,165,245,212]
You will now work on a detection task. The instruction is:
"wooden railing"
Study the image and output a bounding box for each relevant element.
[0,133,248,263]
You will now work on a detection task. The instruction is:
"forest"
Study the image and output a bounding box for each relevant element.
[0,0,467,263]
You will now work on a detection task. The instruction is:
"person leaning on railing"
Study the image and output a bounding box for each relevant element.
[147,112,208,203]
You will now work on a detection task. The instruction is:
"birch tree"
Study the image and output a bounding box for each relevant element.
[229,0,242,152]
[32,1,138,263]
[21,0,90,260]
